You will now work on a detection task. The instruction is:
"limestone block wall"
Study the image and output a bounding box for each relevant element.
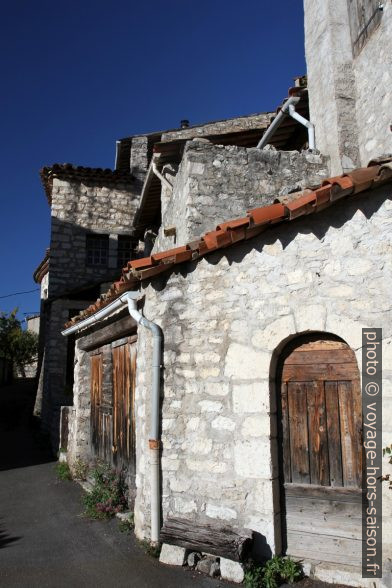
[134,185,392,581]
[153,141,329,252]
[161,112,272,143]
[66,341,92,464]
[304,0,392,174]
[304,0,361,175]
[354,3,392,165]
[49,176,140,298]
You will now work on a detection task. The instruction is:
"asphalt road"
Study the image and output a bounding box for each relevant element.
[0,380,224,588]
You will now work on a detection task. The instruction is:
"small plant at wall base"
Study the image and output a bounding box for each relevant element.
[55,461,72,481]
[244,556,303,588]
[82,462,127,519]
[137,539,161,559]
[72,458,89,481]
[118,513,134,534]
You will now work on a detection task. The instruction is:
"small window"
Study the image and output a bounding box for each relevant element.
[347,0,383,56]
[117,236,136,268]
[86,234,109,267]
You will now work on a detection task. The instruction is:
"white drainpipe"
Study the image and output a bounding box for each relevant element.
[61,291,163,544]
[287,104,316,151]
[124,295,162,544]
[152,158,173,193]
[257,95,316,151]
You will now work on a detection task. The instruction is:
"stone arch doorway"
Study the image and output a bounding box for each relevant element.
[276,333,363,566]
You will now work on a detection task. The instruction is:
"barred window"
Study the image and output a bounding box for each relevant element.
[86,234,109,267]
[347,0,383,56]
[117,236,136,268]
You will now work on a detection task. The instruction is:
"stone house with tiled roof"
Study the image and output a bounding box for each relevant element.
[34,111,301,449]
[38,1,392,585]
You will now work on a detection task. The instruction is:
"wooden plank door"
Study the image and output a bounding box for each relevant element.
[279,339,363,565]
[112,341,136,470]
[90,353,103,456]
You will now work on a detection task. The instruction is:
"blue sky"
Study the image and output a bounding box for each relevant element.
[0,0,305,319]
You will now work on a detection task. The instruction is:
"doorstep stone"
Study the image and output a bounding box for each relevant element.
[159,543,187,566]
[220,558,245,583]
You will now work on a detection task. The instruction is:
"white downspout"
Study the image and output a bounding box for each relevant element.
[123,294,162,545]
[61,291,163,545]
[287,104,316,151]
[152,158,173,193]
[257,95,316,151]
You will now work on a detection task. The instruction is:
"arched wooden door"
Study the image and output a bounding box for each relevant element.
[278,337,363,565]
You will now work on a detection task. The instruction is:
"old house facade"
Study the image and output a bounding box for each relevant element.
[40,1,392,585]
[34,113,284,449]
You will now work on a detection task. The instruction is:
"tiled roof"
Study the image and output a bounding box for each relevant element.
[41,163,134,204]
[64,158,392,329]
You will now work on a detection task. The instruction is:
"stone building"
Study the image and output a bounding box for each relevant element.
[33,164,141,447]
[305,0,392,174]
[44,1,392,585]
[34,112,286,448]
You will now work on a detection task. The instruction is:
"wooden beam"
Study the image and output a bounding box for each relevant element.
[160,518,253,562]
[78,314,137,351]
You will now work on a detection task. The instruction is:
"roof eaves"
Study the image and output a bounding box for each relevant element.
[40,164,135,205]
[64,157,392,329]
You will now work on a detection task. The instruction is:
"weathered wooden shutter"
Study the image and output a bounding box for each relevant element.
[90,353,103,455]
[112,341,136,468]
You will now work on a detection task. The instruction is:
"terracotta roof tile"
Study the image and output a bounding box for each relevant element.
[66,157,392,328]
[130,256,154,270]
[248,202,287,225]
[217,217,250,232]
[347,166,380,193]
[151,245,190,263]
[285,191,317,219]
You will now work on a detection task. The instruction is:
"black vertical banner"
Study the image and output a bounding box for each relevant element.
[362,328,382,579]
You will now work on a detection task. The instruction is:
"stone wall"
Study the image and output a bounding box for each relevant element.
[66,341,92,463]
[354,3,392,165]
[161,112,272,143]
[134,184,392,585]
[304,0,392,174]
[38,298,89,449]
[153,141,329,252]
[49,176,140,298]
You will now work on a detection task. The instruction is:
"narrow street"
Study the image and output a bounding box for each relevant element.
[0,380,222,588]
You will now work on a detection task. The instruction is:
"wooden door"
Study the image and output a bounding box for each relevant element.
[90,353,103,456]
[112,341,136,469]
[279,339,363,565]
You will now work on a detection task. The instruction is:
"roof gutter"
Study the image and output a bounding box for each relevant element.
[61,291,140,337]
[257,95,315,151]
[61,291,163,545]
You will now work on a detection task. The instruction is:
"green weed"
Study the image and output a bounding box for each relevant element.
[138,539,161,559]
[118,513,134,534]
[55,461,72,481]
[82,461,127,519]
[244,556,303,588]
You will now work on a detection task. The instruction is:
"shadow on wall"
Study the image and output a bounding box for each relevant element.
[148,184,391,293]
[252,532,273,562]
[49,217,138,299]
